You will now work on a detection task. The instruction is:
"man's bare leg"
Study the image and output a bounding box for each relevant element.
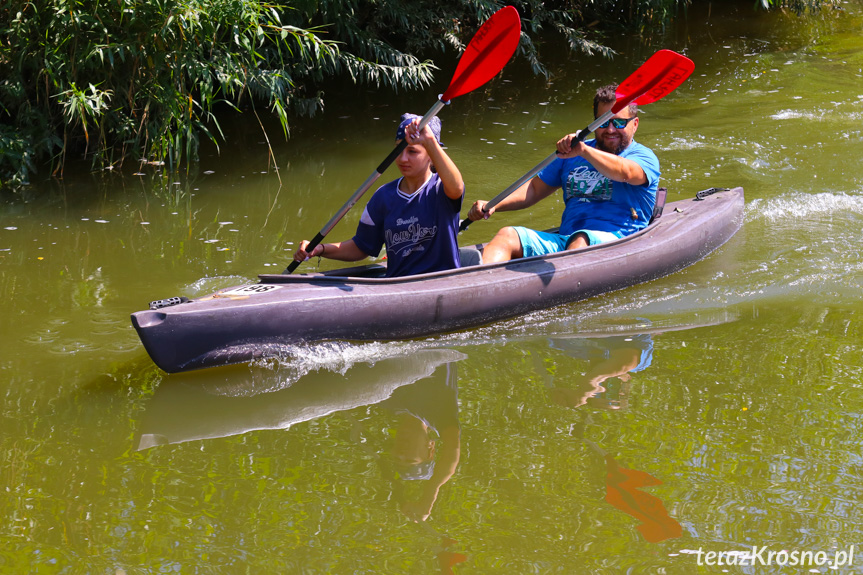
[482,226,524,263]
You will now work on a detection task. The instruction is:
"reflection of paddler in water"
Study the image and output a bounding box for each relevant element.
[544,333,653,410]
[345,357,465,573]
[378,359,461,524]
[540,319,736,543]
[551,332,680,544]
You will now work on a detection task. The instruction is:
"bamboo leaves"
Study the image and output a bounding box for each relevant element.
[55,83,112,150]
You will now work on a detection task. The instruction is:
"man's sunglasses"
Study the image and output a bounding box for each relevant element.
[597,116,637,129]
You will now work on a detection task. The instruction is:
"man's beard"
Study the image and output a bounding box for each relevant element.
[597,135,630,155]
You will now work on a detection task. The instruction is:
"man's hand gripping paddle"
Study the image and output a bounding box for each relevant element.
[459,49,695,232]
[285,6,522,273]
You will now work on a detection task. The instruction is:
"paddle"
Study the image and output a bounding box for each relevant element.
[459,49,695,232]
[285,5,522,273]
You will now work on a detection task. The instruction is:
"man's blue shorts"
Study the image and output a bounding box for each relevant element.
[513,227,622,258]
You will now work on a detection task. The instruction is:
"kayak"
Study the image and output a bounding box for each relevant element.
[131,186,744,373]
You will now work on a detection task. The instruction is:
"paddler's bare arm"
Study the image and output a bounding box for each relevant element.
[466,176,558,221]
[405,120,465,201]
[556,133,647,185]
[294,238,369,263]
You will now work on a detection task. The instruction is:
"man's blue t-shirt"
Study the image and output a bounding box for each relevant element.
[353,173,463,277]
[537,139,660,237]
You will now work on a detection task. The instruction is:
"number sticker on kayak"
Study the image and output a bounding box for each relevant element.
[220,284,282,296]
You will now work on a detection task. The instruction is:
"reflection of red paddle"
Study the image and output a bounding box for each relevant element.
[286,5,521,273]
[604,455,683,543]
[585,439,682,543]
[437,537,468,574]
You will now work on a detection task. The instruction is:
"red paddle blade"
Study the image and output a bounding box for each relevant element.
[441,5,521,101]
[612,49,695,113]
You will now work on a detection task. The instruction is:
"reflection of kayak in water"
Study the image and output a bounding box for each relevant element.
[135,348,465,450]
[131,188,744,373]
[547,309,738,347]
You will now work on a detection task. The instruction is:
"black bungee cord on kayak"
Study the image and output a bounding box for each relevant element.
[695,187,730,200]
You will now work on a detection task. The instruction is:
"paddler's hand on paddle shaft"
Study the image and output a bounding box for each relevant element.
[467,199,495,222]
[294,240,324,262]
[555,130,587,159]
[404,119,435,149]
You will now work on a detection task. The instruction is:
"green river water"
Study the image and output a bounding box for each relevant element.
[2,1,863,573]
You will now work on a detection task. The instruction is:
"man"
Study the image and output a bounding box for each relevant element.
[467,84,660,263]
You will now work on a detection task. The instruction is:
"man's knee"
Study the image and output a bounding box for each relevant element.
[486,226,523,261]
[494,226,521,246]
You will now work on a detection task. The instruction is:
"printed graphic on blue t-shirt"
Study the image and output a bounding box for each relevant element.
[563,165,614,201]
[385,216,438,258]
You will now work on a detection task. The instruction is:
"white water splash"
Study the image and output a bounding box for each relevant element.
[251,340,421,376]
[746,191,863,223]
[771,108,863,122]
[185,275,255,295]
[660,137,709,151]
[210,340,453,396]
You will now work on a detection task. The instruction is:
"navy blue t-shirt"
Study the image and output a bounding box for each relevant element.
[353,174,463,277]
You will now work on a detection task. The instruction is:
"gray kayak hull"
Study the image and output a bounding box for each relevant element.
[131,187,744,373]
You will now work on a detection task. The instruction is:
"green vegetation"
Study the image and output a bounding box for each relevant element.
[0,0,825,190]
[1,0,435,187]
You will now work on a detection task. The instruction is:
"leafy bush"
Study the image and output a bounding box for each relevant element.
[1,0,437,186]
